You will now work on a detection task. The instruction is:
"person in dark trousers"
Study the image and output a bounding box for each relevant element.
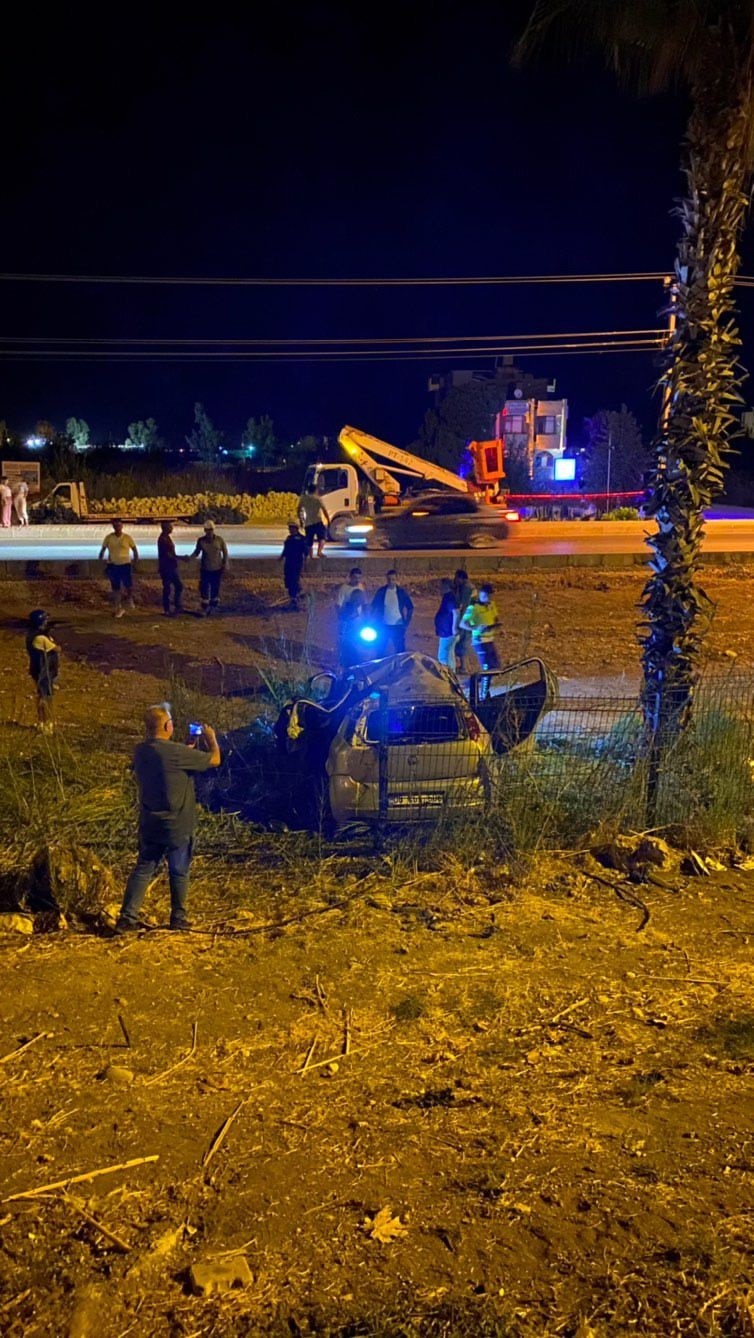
[371,569,413,655]
[115,705,221,933]
[339,588,369,667]
[190,520,228,615]
[157,521,186,615]
[26,609,60,733]
[459,582,501,700]
[279,521,308,609]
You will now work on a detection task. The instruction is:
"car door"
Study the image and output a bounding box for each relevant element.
[389,499,443,547]
[432,494,479,543]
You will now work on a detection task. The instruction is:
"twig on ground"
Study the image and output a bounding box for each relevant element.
[636,973,728,988]
[579,868,650,931]
[343,1006,352,1056]
[300,1050,357,1073]
[3,1155,159,1203]
[315,975,328,1013]
[0,1289,31,1315]
[62,1193,132,1253]
[117,1013,132,1049]
[203,1100,245,1170]
[0,1032,52,1067]
[299,1037,318,1077]
[550,997,590,1024]
[144,1021,198,1087]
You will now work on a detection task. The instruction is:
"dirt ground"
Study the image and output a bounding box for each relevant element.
[1,566,754,1336]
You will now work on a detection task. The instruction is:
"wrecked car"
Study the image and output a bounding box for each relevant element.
[275,652,556,829]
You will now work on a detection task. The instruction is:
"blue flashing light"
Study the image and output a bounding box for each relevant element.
[359,626,379,644]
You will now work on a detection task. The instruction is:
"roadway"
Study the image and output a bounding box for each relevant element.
[2,516,754,564]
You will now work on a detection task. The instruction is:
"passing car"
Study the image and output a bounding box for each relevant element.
[345,491,517,549]
[275,652,555,830]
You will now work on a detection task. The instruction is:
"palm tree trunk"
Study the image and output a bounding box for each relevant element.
[642,59,753,814]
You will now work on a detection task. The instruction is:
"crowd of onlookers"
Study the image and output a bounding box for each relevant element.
[21,511,502,934]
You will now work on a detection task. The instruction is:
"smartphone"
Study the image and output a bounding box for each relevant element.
[188,722,203,737]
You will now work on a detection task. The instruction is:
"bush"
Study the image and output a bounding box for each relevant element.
[87,490,298,524]
[603,506,641,520]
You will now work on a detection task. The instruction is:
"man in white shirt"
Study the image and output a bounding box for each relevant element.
[371,569,414,655]
[13,479,29,526]
[298,484,330,558]
[335,567,365,611]
[98,518,139,618]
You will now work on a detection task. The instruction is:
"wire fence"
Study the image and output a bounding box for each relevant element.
[372,673,754,850]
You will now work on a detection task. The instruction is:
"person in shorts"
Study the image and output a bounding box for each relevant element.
[26,609,60,733]
[297,484,330,559]
[98,518,139,618]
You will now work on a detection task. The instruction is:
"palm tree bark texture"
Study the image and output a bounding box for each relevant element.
[515,3,754,811]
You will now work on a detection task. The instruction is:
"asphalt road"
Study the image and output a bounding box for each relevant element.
[2,517,754,563]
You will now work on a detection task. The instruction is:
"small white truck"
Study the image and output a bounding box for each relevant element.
[31,481,192,523]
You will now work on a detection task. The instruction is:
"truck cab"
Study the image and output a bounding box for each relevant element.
[304,463,363,539]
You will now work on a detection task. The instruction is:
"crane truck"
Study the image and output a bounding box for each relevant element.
[304,426,513,540]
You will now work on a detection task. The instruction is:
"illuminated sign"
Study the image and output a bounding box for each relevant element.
[554,458,576,481]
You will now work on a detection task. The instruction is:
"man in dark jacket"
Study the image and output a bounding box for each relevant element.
[115,705,221,933]
[157,521,186,615]
[371,569,414,655]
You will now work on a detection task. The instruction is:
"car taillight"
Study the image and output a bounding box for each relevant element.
[463,711,481,741]
[504,510,521,522]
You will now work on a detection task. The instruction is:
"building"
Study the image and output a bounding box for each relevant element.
[429,357,569,484]
[494,393,568,484]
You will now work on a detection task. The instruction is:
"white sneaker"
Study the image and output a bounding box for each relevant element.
[114,608,125,619]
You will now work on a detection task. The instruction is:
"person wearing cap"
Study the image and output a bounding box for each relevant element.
[115,705,221,934]
[190,521,228,615]
[278,520,308,610]
[98,518,139,618]
[25,609,60,733]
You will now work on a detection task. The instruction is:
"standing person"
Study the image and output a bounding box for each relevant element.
[371,569,414,655]
[98,518,139,619]
[339,588,369,668]
[115,705,221,934]
[335,567,365,612]
[336,569,366,665]
[190,520,228,616]
[157,520,185,616]
[459,583,501,700]
[434,577,459,671]
[0,476,12,528]
[26,609,60,734]
[453,569,476,674]
[279,521,308,609]
[13,479,29,526]
[298,483,330,559]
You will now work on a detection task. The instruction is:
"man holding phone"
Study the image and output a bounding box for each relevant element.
[115,705,221,933]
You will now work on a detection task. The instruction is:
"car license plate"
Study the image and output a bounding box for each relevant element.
[389,793,444,808]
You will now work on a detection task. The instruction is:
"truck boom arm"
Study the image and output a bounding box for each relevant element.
[338,426,469,496]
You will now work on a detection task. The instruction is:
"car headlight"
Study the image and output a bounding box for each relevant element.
[346,524,374,534]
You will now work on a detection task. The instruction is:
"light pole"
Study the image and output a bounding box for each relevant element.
[605,429,613,514]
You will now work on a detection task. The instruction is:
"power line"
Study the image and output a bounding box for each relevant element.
[0,327,665,347]
[0,341,662,363]
[0,270,672,287]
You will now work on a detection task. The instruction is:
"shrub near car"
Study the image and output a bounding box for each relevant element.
[346,491,514,549]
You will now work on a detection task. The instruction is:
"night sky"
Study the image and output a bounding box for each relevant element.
[2,4,749,450]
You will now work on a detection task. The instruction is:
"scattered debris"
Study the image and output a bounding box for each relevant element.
[189,1255,253,1296]
[363,1206,407,1244]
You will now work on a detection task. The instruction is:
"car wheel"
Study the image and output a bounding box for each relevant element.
[467,531,497,548]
